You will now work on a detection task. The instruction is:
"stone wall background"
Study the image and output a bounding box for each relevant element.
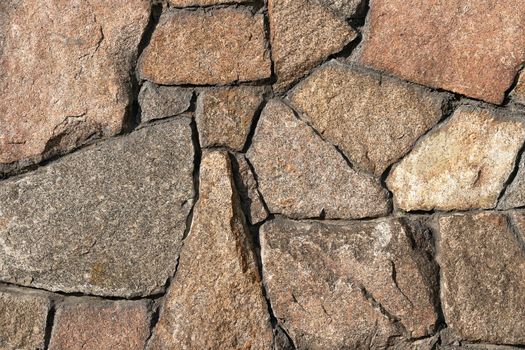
[0,0,524,349]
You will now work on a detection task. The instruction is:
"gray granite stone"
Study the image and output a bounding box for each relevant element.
[139,81,192,123]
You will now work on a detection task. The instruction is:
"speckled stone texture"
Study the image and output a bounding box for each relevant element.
[437,212,525,344]
[147,152,273,350]
[247,99,389,219]
[0,0,150,167]
[138,8,271,85]
[138,82,193,123]
[268,0,356,91]
[49,300,151,350]
[260,217,438,348]
[289,60,447,175]
[388,107,525,211]
[0,287,50,350]
[0,120,194,297]
[358,0,525,104]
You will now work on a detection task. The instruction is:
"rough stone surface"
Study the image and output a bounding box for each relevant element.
[0,288,50,350]
[247,99,389,219]
[233,154,269,225]
[499,153,525,210]
[511,71,525,105]
[388,107,525,211]
[312,0,364,18]
[196,86,265,150]
[260,217,438,348]
[438,212,525,344]
[147,152,273,350]
[0,120,194,297]
[268,0,356,92]
[358,0,525,104]
[0,0,150,167]
[139,82,192,123]
[169,0,248,7]
[139,9,271,85]
[289,60,446,175]
[49,300,151,350]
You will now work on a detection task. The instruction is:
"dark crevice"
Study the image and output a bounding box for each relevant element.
[43,300,56,350]
[144,297,163,347]
[242,96,271,153]
[502,62,525,106]
[505,214,525,257]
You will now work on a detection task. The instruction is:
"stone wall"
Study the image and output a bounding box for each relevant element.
[0,0,524,349]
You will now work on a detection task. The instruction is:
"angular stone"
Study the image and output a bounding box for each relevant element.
[268,0,356,92]
[260,217,438,348]
[499,154,525,210]
[312,0,365,18]
[139,9,271,85]
[289,60,446,175]
[0,0,150,167]
[358,0,525,104]
[169,0,248,7]
[233,154,269,225]
[511,71,525,105]
[49,299,151,350]
[437,212,525,344]
[147,152,273,350]
[247,99,389,219]
[388,107,525,211]
[0,119,194,297]
[139,82,192,123]
[196,86,265,151]
[0,287,50,350]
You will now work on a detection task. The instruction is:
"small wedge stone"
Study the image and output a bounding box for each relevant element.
[233,154,269,224]
[139,82,192,123]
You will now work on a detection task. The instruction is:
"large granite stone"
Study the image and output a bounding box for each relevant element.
[139,9,271,85]
[247,99,389,219]
[289,60,446,175]
[147,152,273,350]
[138,82,192,123]
[0,0,150,167]
[268,0,356,92]
[260,217,439,348]
[358,0,525,104]
[437,212,525,344]
[49,299,151,350]
[0,119,195,297]
[388,107,525,211]
[196,86,265,151]
[0,287,50,350]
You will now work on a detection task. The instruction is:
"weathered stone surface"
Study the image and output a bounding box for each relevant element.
[388,107,525,211]
[49,299,151,350]
[0,0,150,166]
[196,86,265,150]
[247,99,389,219]
[169,0,248,7]
[147,152,273,350]
[139,9,271,85]
[511,71,525,105]
[437,212,525,344]
[312,0,364,18]
[499,154,525,210]
[289,60,446,175]
[233,154,269,225]
[139,82,192,123]
[358,0,525,104]
[0,287,50,350]
[260,217,438,348]
[268,0,356,92]
[0,120,194,297]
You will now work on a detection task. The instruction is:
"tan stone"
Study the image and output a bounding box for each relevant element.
[499,154,525,210]
[437,212,525,344]
[0,0,150,167]
[139,9,271,85]
[268,0,356,92]
[358,0,525,104]
[196,86,265,150]
[289,60,446,175]
[234,154,269,225]
[169,0,248,7]
[147,152,273,350]
[511,71,525,105]
[49,300,151,350]
[387,107,525,211]
[0,287,50,350]
[260,217,438,348]
[312,0,364,18]
[247,99,389,219]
